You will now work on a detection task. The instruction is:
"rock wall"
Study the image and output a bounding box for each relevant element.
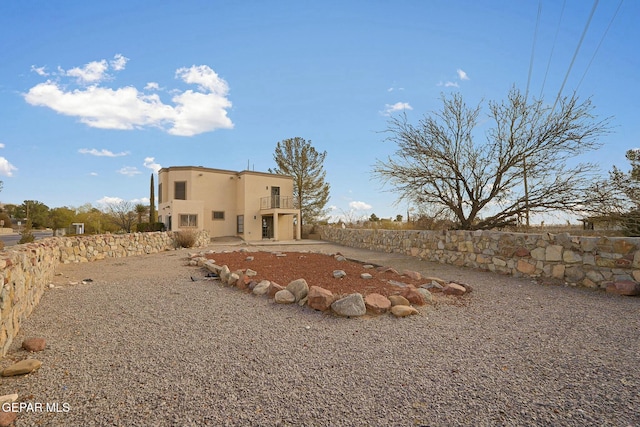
[0,231,209,356]
[320,227,640,289]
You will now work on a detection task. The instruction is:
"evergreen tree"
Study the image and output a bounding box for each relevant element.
[150,174,156,224]
[270,137,330,227]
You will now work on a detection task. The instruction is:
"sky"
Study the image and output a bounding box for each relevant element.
[0,0,637,223]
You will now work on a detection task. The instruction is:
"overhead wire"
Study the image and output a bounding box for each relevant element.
[539,0,566,99]
[550,0,600,114]
[575,0,624,91]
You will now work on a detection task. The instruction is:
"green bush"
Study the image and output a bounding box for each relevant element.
[18,220,35,244]
[0,213,11,228]
[136,222,166,232]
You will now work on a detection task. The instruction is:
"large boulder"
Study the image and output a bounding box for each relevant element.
[252,280,271,296]
[606,280,640,296]
[331,293,366,317]
[307,286,335,311]
[286,279,309,302]
[274,289,296,304]
[400,285,427,306]
[364,293,391,315]
[391,305,419,317]
[388,295,411,307]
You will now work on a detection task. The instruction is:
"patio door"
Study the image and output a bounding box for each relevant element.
[262,216,274,239]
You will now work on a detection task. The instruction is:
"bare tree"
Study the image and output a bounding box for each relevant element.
[106,201,137,233]
[373,87,610,230]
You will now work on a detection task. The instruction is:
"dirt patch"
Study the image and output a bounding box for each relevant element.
[205,250,441,297]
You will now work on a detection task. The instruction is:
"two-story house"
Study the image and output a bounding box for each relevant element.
[157,166,301,241]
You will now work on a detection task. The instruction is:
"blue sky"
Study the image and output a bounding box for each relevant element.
[0,0,637,222]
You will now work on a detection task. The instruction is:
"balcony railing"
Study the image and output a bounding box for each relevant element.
[260,196,295,210]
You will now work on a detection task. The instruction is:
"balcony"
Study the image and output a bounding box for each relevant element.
[260,196,295,210]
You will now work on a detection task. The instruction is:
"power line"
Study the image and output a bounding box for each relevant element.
[551,0,599,114]
[525,0,543,102]
[539,0,566,99]
[576,0,624,91]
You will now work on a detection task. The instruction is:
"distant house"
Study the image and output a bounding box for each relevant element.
[158,166,301,241]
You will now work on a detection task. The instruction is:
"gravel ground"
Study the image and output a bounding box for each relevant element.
[2,241,639,426]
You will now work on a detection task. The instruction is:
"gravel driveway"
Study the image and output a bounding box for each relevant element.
[2,242,639,426]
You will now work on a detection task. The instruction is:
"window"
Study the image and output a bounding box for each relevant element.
[179,214,197,227]
[212,211,225,220]
[174,181,186,200]
[158,183,162,203]
[237,215,244,233]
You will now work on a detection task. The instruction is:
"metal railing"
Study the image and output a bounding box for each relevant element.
[260,196,295,210]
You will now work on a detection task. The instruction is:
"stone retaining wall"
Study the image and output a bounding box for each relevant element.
[0,231,209,356]
[320,226,640,289]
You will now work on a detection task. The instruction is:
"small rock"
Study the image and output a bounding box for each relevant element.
[360,273,373,279]
[401,285,427,306]
[245,268,257,277]
[0,411,17,427]
[391,305,419,317]
[307,286,335,311]
[388,280,408,288]
[245,256,254,261]
[1,359,42,377]
[606,280,640,296]
[364,293,391,315]
[421,281,444,290]
[331,293,366,317]
[443,283,466,296]
[423,276,447,285]
[48,283,55,289]
[388,295,411,306]
[402,270,422,280]
[362,264,375,269]
[416,288,433,304]
[0,394,18,406]
[274,289,296,304]
[267,282,285,298]
[334,255,347,261]
[22,338,46,352]
[333,270,347,279]
[377,266,399,275]
[252,280,271,296]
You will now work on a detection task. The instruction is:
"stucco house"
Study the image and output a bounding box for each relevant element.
[158,166,301,241]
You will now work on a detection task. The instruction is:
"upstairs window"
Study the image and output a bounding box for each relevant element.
[174,181,186,200]
[158,183,163,203]
[212,211,225,220]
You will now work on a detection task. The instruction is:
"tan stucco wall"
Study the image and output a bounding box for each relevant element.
[158,166,297,241]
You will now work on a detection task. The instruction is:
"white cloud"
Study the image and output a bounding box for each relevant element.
[0,157,17,177]
[0,143,4,148]
[66,59,109,84]
[444,81,459,87]
[24,58,234,137]
[96,196,124,206]
[130,197,150,204]
[143,157,161,174]
[30,65,48,76]
[457,69,470,80]
[117,166,141,177]
[145,82,159,90]
[90,172,98,176]
[110,54,128,71]
[79,148,129,157]
[381,102,413,116]
[349,201,372,210]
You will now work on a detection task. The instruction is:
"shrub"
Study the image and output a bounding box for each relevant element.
[0,213,11,228]
[136,222,166,232]
[18,220,35,244]
[174,229,198,248]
